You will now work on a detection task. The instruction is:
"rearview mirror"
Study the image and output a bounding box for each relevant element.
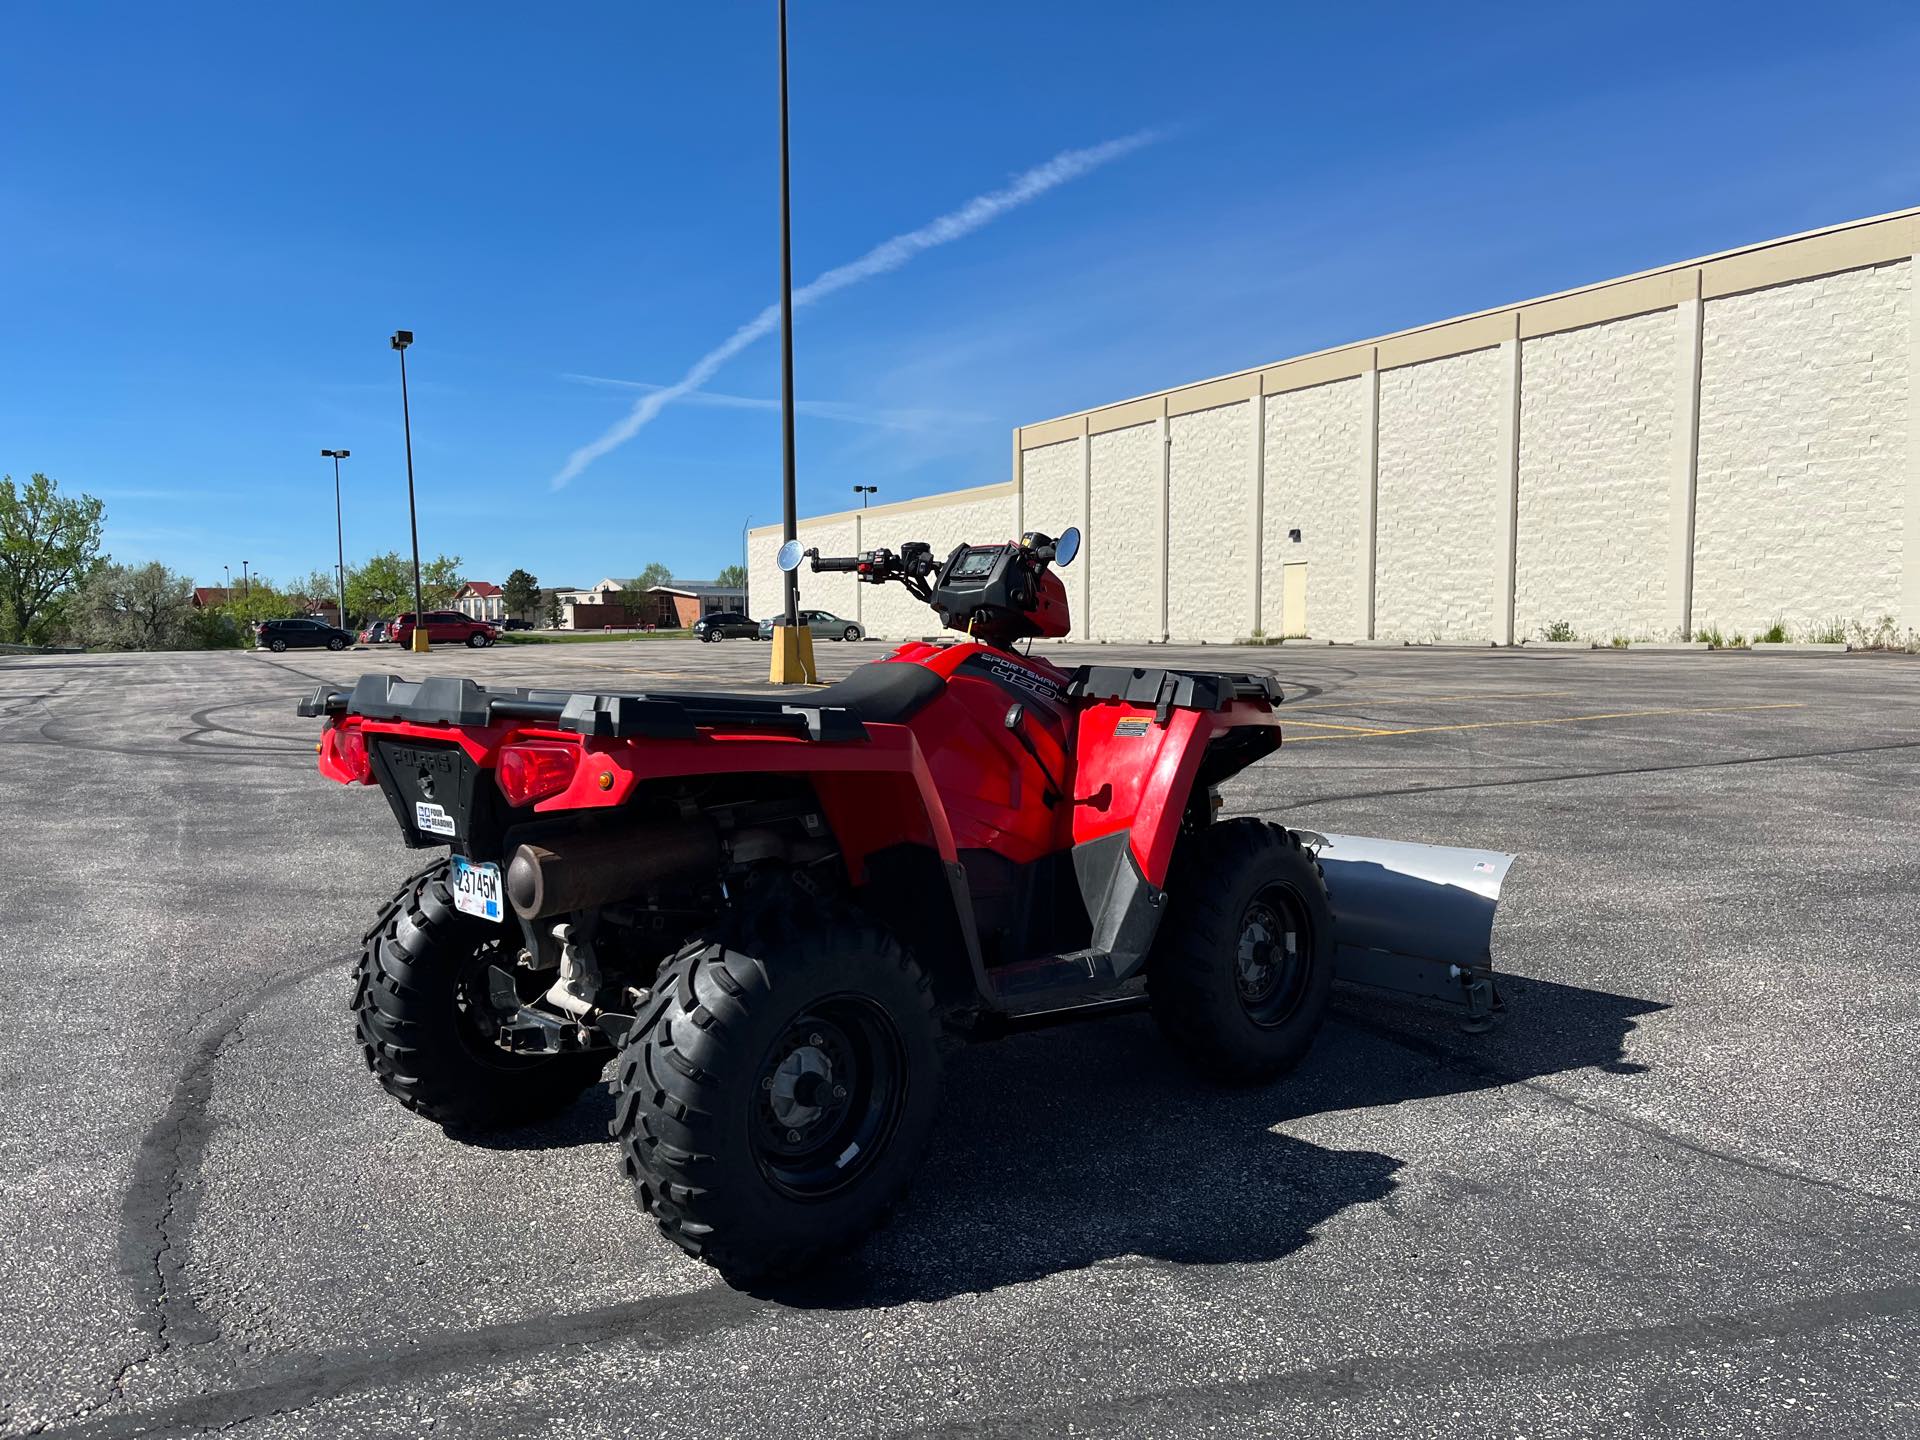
[1054,526,1081,568]
[776,539,805,572]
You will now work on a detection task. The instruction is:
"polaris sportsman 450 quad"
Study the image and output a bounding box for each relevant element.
[299,526,1514,1279]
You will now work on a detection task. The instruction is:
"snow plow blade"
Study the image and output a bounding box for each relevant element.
[1299,832,1516,1031]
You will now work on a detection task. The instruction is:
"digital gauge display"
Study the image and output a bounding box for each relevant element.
[950,546,1002,579]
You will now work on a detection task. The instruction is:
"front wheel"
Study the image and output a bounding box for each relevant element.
[843,627,860,642]
[467,631,487,648]
[1148,820,1334,1084]
[327,636,347,651]
[610,893,941,1279]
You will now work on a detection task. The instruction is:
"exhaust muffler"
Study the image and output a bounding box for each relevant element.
[1297,831,1516,1029]
[506,820,721,920]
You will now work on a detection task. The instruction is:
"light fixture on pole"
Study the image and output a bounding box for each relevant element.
[390,330,428,653]
[853,484,877,509]
[768,0,815,684]
[321,449,351,630]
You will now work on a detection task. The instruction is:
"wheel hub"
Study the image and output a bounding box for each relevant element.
[1233,886,1312,1026]
[749,997,905,1198]
[768,1043,835,1129]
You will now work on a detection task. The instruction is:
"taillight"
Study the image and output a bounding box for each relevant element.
[496,742,579,807]
[330,724,373,784]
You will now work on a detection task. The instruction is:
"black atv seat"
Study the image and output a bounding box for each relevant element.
[807,660,946,724]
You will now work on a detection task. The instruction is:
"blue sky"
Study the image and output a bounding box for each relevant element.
[3,2,1917,592]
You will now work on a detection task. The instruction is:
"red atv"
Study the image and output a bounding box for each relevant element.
[300,527,1512,1279]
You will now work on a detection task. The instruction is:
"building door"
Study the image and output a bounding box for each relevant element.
[1281,563,1308,638]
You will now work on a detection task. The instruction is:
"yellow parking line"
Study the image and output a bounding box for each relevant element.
[1275,718,1398,732]
[1286,690,1575,712]
[1285,700,1805,742]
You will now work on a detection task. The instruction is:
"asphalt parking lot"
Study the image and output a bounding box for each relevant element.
[3,637,1917,1438]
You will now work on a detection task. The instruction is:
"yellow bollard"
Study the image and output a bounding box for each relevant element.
[410,630,431,654]
[768,624,817,684]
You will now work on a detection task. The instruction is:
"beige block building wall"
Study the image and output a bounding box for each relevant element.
[752,208,1920,645]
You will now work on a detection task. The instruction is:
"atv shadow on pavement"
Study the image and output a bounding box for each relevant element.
[462,973,1663,1301]
[765,973,1666,1307]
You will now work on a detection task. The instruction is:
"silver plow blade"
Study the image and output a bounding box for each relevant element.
[1296,831,1517,1030]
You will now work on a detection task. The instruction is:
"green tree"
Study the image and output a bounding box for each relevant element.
[503,568,539,620]
[345,552,411,619]
[716,564,747,589]
[293,567,345,622]
[421,554,464,609]
[543,589,562,628]
[630,561,673,591]
[224,575,302,630]
[0,473,107,643]
[77,561,195,650]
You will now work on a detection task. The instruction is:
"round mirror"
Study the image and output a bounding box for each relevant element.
[776,539,805,573]
[1054,526,1081,568]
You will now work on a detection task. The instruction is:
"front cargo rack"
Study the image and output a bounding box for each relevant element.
[1063,666,1281,723]
[296,674,869,743]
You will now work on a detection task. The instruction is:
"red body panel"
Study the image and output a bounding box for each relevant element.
[319,639,1278,892]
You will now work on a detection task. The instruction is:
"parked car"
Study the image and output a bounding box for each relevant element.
[390,610,498,648]
[501,618,536,631]
[255,617,354,653]
[692,610,759,642]
[754,610,866,642]
[358,619,390,645]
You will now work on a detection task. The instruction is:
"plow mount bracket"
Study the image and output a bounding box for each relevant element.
[1298,831,1516,1032]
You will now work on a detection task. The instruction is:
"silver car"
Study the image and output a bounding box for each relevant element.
[755,609,865,642]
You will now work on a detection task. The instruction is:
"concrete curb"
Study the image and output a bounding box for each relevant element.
[1522,640,1596,650]
[1631,642,1712,651]
[1750,642,1849,653]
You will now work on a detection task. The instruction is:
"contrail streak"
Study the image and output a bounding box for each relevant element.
[550,129,1160,488]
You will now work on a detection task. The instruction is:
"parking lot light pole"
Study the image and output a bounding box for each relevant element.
[768,0,815,684]
[390,330,428,653]
[854,484,877,509]
[321,449,350,631]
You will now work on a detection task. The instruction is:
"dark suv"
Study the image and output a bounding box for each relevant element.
[256,617,354,652]
[692,610,759,642]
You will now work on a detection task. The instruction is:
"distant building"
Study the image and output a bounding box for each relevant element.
[190,587,233,608]
[551,578,629,630]
[453,580,506,622]
[641,581,748,628]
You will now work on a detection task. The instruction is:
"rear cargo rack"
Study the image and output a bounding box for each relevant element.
[296,674,868,743]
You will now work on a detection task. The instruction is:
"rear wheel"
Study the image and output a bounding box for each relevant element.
[353,861,607,1130]
[1148,819,1333,1084]
[268,638,287,652]
[610,891,941,1279]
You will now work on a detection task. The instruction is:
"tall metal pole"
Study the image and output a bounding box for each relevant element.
[393,333,426,648]
[777,0,799,630]
[742,515,752,616]
[325,450,349,630]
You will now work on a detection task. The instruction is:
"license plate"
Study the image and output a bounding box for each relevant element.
[451,857,503,923]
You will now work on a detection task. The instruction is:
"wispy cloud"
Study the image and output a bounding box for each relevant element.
[550,129,1162,488]
[559,373,985,432]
